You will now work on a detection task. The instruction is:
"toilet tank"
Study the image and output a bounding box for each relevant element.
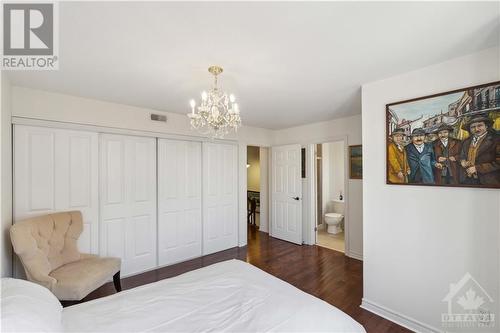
[331,200,345,214]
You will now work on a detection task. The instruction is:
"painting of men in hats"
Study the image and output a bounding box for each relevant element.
[434,123,462,185]
[460,115,499,185]
[406,128,436,184]
[387,128,410,183]
[386,81,500,188]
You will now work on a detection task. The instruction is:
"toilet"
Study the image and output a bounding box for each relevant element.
[324,213,344,234]
[324,199,344,234]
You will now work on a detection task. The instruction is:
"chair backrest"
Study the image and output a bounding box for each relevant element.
[10,211,83,278]
[249,198,257,212]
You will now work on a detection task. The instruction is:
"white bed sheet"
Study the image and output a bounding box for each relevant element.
[63,259,366,333]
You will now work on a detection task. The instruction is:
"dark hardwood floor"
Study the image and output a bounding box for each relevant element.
[72,226,412,333]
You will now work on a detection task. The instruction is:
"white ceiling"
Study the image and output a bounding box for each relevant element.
[7,2,500,129]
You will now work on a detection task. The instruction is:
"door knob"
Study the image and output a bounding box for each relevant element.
[292,196,300,201]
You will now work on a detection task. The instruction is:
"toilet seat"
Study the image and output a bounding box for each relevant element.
[325,213,343,218]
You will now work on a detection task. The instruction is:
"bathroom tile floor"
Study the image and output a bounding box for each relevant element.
[317,229,345,253]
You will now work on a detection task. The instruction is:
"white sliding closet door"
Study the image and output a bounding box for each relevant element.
[202,142,238,255]
[14,125,99,255]
[100,134,157,276]
[157,139,202,266]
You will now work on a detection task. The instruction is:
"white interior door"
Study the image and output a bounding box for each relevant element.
[14,125,99,254]
[100,134,157,276]
[271,144,302,244]
[202,142,238,255]
[157,139,202,266]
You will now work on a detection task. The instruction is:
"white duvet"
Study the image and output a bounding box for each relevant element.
[62,259,366,332]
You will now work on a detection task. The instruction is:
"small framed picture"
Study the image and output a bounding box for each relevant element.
[349,145,362,179]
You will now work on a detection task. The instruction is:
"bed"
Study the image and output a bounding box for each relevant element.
[2,259,366,332]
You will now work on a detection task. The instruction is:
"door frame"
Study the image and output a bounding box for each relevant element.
[307,134,351,256]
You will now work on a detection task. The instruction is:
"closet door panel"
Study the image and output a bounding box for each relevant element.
[100,135,127,269]
[67,136,91,206]
[128,137,157,273]
[103,217,126,259]
[100,134,157,276]
[30,133,55,211]
[14,126,99,256]
[159,212,180,249]
[202,143,238,255]
[104,139,125,205]
[14,127,56,216]
[131,141,151,202]
[57,132,99,254]
[184,209,199,244]
[221,144,237,239]
[158,139,202,266]
[130,215,154,258]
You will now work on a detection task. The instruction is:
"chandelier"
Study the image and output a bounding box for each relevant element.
[188,66,241,138]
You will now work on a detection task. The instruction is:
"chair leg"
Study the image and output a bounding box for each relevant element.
[113,271,122,292]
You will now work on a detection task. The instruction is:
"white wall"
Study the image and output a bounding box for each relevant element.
[330,141,345,202]
[322,141,345,216]
[361,47,500,332]
[1,74,13,277]
[273,114,363,259]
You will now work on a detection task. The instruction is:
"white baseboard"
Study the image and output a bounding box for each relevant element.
[361,298,442,333]
[346,251,363,261]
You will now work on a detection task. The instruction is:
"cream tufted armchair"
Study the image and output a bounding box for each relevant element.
[10,211,121,301]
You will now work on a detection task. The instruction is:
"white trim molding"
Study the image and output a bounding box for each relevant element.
[238,144,248,247]
[306,143,316,245]
[346,251,363,261]
[361,298,442,333]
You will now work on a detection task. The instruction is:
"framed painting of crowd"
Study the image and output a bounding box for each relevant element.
[386,81,500,189]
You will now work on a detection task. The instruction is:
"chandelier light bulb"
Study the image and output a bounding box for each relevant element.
[233,103,239,114]
[229,94,236,103]
[189,99,196,115]
[201,91,208,101]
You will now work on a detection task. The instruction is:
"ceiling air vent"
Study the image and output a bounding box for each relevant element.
[150,114,167,122]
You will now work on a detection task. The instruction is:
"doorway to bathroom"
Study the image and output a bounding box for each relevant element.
[314,140,346,253]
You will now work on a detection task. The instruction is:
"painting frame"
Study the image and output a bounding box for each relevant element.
[349,145,363,180]
[386,80,500,189]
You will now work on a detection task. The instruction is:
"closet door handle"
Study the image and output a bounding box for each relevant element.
[292,196,300,201]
